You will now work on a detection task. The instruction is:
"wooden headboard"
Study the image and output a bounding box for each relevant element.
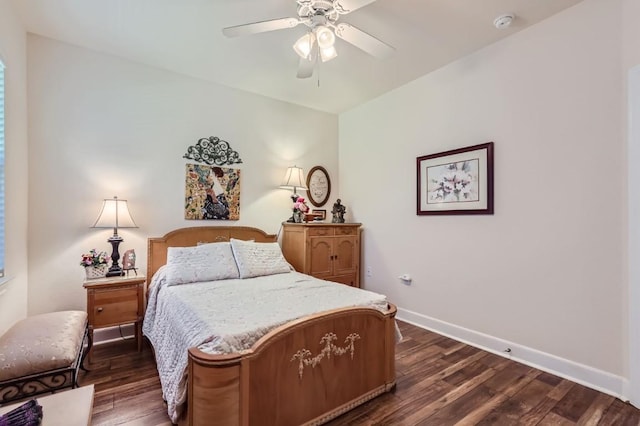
[146,226,277,280]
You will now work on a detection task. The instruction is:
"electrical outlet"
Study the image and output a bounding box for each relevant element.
[366,267,372,277]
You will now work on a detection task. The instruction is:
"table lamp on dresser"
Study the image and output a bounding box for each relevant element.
[279,165,308,222]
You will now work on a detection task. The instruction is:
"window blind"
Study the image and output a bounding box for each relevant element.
[0,62,5,278]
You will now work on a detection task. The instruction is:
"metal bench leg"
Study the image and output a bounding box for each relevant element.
[79,325,92,373]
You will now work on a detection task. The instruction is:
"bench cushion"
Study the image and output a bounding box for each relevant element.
[0,311,87,382]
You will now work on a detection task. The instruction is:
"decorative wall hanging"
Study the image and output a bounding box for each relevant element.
[183,136,243,166]
[306,166,331,207]
[417,142,494,215]
[185,163,241,220]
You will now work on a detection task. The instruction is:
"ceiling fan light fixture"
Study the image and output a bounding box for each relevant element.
[319,45,337,62]
[293,32,315,59]
[314,25,335,49]
[223,0,395,79]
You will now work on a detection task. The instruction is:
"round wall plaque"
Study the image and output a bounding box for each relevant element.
[306,166,331,207]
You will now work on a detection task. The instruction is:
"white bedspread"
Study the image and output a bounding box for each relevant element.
[142,268,391,423]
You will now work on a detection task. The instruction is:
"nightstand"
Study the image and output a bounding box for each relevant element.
[83,275,145,361]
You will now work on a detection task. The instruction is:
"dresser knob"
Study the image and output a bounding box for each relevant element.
[97,307,103,313]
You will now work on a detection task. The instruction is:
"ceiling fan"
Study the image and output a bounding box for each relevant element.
[222,0,394,79]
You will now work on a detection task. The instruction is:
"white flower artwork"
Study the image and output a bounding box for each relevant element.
[427,160,479,204]
[417,142,494,215]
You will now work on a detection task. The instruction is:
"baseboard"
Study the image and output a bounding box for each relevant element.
[93,323,136,345]
[397,307,627,401]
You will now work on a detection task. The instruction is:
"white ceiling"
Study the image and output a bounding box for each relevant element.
[10,0,583,114]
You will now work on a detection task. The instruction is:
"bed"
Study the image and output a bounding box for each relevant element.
[144,226,397,426]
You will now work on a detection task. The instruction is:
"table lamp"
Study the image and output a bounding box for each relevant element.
[92,196,138,277]
[279,166,307,222]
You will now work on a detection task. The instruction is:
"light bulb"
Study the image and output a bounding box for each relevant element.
[315,25,335,49]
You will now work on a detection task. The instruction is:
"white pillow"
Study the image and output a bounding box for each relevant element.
[230,238,291,279]
[165,242,239,285]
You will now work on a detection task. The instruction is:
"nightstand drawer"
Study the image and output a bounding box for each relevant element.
[92,287,139,327]
[84,275,146,359]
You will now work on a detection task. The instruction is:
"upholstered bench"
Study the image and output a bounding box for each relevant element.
[0,311,89,404]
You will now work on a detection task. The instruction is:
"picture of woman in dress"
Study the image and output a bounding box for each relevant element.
[202,167,230,220]
[184,164,241,220]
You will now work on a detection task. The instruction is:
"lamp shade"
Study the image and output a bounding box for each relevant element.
[280,166,308,190]
[320,45,338,62]
[92,196,138,230]
[293,28,338,63]
[293,32,315,59]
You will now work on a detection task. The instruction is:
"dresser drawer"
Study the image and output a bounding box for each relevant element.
[308,227,335,237]
[334,227,357,236]
[91,287,139,327]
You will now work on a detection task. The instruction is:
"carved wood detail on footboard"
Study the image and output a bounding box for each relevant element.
[185,304,397,426]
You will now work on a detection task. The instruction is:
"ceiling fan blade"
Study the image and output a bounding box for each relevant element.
[297,45,318,79]
[334,22,394,59]
[333,0,378,14]
[222,17,302,38]
[297,58,315,79]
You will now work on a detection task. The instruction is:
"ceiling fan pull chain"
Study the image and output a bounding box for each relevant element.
[317,51,321,88]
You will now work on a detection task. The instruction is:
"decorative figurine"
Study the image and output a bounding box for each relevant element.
[331,199,346,223]
[122,249,138,276]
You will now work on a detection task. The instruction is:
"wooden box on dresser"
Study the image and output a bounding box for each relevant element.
[281,222,361,287]
[83,275,146,361]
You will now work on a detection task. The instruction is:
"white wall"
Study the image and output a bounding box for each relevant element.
[623,0,640,406]
[622,0,640,72]
[340,0,626,393]
[26,35,338,315]
[0,0,29,334]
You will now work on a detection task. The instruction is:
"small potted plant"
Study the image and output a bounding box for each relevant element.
[80,249,110,279]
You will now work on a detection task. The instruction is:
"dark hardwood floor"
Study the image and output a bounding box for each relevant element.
[80,321,640,425]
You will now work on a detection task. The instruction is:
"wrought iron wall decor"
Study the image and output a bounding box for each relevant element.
[183,136,243,166]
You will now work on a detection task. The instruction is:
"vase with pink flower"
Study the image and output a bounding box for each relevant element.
[292,197,309,223]
[80,249,110,279]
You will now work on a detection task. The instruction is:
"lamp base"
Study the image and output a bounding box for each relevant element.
[107,234,125,277]
[106,267,125,277]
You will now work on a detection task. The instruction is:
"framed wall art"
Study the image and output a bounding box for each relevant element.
[185,163,241,220]
[417,142,494,215]
[306,166,331,207]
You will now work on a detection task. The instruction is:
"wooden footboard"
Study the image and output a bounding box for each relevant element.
[182,304,397,426]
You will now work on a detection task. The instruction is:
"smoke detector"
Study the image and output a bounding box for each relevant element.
[493,14,514,29]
